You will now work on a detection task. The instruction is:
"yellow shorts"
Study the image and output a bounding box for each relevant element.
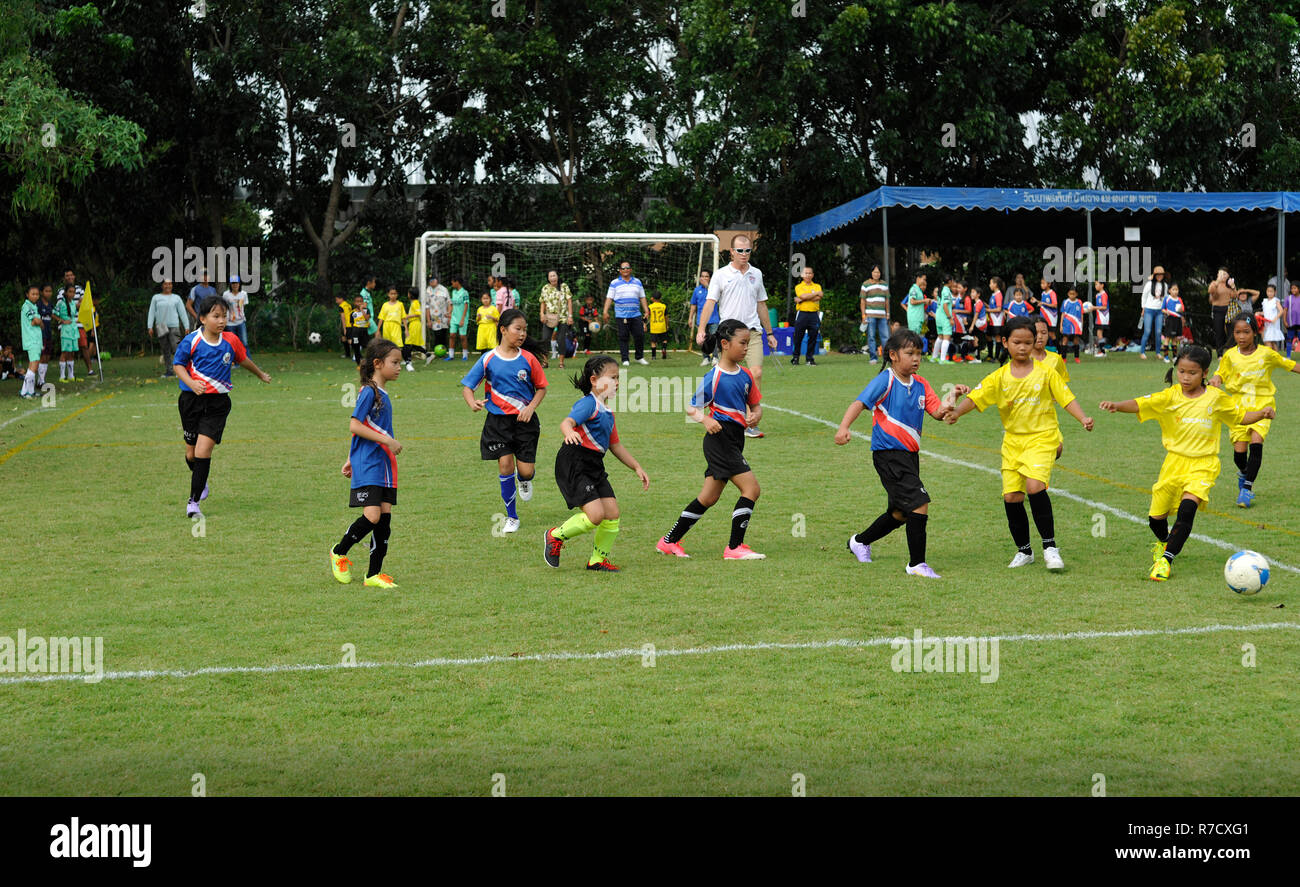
[1229,417,1271,443]
[1000,431,1059,495]
[1149,453,1218,517]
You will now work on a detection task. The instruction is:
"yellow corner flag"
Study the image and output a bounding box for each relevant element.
[77,281,97,330]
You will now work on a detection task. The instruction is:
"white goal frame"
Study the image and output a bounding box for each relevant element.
[412,230,720,292]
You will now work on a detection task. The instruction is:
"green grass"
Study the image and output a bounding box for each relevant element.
[2,345,1297,796]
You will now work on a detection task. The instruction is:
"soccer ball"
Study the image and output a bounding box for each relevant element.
[307,331,322,345]
[1224,550,1270,595]
[589,320,602,334]
[434,344,448,357]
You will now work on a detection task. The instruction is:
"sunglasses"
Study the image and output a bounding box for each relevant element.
[733,247,752,254]
[619,266,631,271]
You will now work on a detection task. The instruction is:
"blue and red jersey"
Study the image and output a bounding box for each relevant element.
[1039,289,1058,325]
[973,298,988,329]
[174,330,247,393]
[953,295,972,334]
[1060,298,1085,335]
[691,366,760,427]
[1163,294,1185,318]
[565,394,619,453]
[856,369,943,452]
[1007,299,1032,319]
[350,383,396,488]
[460,348,548,415]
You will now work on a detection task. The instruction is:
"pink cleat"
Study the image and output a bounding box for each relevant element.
[847,536,872,563]
[723,544,766,560]
[656,538,690,558]
[905,562,941,578]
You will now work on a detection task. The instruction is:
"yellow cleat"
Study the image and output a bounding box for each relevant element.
[1149,557,1170,582]
[1150,541,1166,564]
[363,572,398,588]
[330,549,352,584]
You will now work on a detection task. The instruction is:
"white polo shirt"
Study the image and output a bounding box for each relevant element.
[707,262,767,330]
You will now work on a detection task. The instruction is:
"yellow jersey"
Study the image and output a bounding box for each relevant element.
[967,359,1075,438]
[475,304,500,349]
[795,281,823,312]
[404,299,424,347]
[1036,350,1069,384]
[1136,384,1245,459]
[648,301,668,334]
[1213,345,1295,408]
[378,300,406,345]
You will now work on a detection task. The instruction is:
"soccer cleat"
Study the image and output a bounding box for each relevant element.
[443,354,454,361]
[1043,546,1065,570]
[967,357,982,363]
[1007,551,1034,568]
[847,536,872,563]
[586,559,620,572]
[1150,540,1167,565]
[1074,357,1081,363]
[544,528,563,568]
[1236,488,1254,508]
[200,482,209,502]
[1149,557,1170,581]
[807,359,817,366]
[363,573,398,588]
[790,358,799,366]
[330,549,353,583]
[699,358,710,366]
[622,360,629,367]
[637,358,650,365]
[405,362,415,372]
[723,544,766,560]
[186,499,202,518]
[656,538,690,558]
[744,426,764,438]
[502,517,520,534]
[518,478,533,501]
[1237,472,1247,491]
[905,562,941,578]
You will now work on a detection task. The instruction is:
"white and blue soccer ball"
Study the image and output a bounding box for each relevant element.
[308,331,322,345]
[1224,550,1269,595]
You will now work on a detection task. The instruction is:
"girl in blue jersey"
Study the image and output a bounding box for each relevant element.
[1038,279,1059,347]
[173,295,271,518]
[460,308,549,534]
[330,339,403,588]
[1059,287,1085,363]
[657,319,766,560]
[834,328,962,577]
[544,355,650,572]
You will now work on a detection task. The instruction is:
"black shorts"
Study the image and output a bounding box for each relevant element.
[347,327,368,346]
[1095,324,1109,338]
[1163,316,1182,338]
[873,449,930,514]
[554,444,616,508]
[480,411,541,463]
[178,391,232,445]
[349,485,397,508]
[702,420,751,480]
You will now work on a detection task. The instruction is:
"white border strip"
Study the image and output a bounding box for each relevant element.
[765,403,1300,575]
[2,622,1296,686]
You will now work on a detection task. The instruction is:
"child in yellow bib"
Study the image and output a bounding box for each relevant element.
[1210,313,1299,508]
[378,286,406,347]
[647,290,669,359]
[1101,344,1273,581]
[946,316,1094,570]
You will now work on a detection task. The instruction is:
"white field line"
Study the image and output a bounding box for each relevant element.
[765,403,1300,575]
[2,622,1296,686]
[0,405,48,430]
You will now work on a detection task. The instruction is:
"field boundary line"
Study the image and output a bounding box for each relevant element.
[0,393,118,467]
[765,402,1300,575]
[2,622,1296,686]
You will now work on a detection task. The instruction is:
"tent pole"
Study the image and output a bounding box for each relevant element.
[882,206,890,282]
[1086,208,1094,352]
[1278,208,1287,296]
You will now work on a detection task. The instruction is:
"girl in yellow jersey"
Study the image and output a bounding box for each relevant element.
[1210,314,1300,508]
[946,316,1094,570]
[402,286,424,371]
[1100,344,1273,581]
[378,286,407,348]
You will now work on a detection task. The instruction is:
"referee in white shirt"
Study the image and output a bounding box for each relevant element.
[695,234,777,438]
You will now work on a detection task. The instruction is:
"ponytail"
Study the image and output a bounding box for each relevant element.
[358,338,400,393]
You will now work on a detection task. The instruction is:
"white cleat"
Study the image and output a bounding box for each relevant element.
[502,517,520,534]
[1043,546,1065,570]
[1008,551,1035,568]
[637,357,650,365]
[518,478,532,501]
[700,358,710,366]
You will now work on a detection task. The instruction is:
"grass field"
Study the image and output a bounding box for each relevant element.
[2,343,1298,796]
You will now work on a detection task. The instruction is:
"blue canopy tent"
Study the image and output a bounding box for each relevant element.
[790,187,1299,302]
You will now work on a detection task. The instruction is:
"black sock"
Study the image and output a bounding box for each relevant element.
[189,457,211,502]
[1149,516,1169,542]
[729,497,755,549]
[665,499,709,544]
[905,512,928,567]
[368,512,392,577]
[335,515,377,555]
[185,456,194,473]
[1027,489,1055,548]
[1163,499,1199,560]
[1004,500,1031,553]
[1233,449,1248,474]
[855,511,904,545]
[1245,443,1262,489]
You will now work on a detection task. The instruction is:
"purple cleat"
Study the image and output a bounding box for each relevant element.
[905,562,941,578]
[200,483,209,501]
[186,499,202,518]
[847,536,872,563]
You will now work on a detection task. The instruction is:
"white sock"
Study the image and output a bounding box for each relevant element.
[22,370,35,395]
[939,340,950,361]
[37,363,47,385]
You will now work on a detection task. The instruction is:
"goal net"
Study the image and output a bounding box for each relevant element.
[412,231,719,348]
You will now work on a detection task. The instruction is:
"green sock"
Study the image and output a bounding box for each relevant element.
[555,512,597,541]
[590,518,620,565]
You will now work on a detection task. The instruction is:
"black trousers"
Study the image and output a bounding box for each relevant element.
[1212,306,1228,354]
[792,312,820,361]
[616,316,645,361]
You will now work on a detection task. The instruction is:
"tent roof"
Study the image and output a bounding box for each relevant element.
[792,187,1300,244]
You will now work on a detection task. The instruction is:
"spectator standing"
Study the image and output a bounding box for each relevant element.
[539,270,574,368]
[860,264,891,363]
[689,269,715,366]
[791,265,822,366]
[148,279,189,377]
[602,260,649,366]
[223,276,250,349]
[1138,265,1168,359]
[187,269,216,326]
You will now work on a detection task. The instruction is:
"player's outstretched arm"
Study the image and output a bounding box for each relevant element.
[1098,399,1138,414]
[834,400,866,445]
[239,357,271,383]
[1064,398,1094,431]
[609,441,649,490]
